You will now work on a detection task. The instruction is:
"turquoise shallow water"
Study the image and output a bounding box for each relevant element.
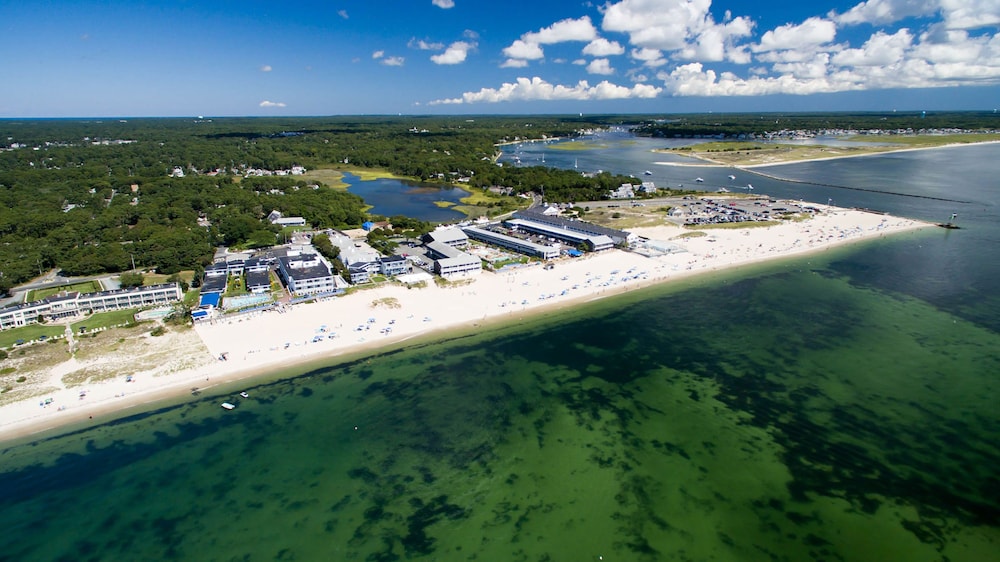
[0,241,997,561]
[2,143,999,561]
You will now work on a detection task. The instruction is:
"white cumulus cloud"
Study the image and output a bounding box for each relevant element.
[832,29,914,67]
[381,56,405,66]
[586,58,615,75]
[500,58,530,68]
[583,38,625,57]
[410,38,445,50]
[259,65,272,72]
[429,76,660,105]
[503,39,545,60]
[631,47,667,67]
[832,0,1000,29]
[525,16,598,44]
[338,9,348,19]
[832,0,938,25]
[600,0,753,63]
[372,50,384,59]
[501,16,599,66]
[259,100,286,108]
[435,0,1000,103]
[754,17,838,53]
[432,0,455,8]
[431,41,476,64]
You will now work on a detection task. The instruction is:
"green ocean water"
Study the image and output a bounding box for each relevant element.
[1,238,997,561]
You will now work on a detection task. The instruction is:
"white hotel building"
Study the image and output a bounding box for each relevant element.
[0,283,184,331]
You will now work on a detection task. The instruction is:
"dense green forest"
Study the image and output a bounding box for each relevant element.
[0,115,643,295]
[2,112,996,296]
[633,110,1000,138]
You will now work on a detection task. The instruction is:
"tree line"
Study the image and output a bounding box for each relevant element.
[0,115,642,295]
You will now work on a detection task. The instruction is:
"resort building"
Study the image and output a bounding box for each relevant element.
[0,283,184,331]
[347,264,374,285]
[275,251,338,295]
[379,255,410,276]
[609,183,636,199]
[422,227,469,249]
[511,209,637,247]
[244,258,272,294]
[267,210,307,227]
[204,262,229,279]
[462,226,560,260]
[328,230,380,267]
[504,218,614,252]
[424,241,482,277]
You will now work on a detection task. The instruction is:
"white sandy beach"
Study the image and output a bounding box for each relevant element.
[653,140,1000,168]
[0,206,933,441]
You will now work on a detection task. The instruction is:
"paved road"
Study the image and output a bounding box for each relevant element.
[0,270,116,308]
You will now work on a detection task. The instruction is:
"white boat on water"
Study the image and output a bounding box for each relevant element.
[695,177,704,182]
[747,183,754,190]
[644,170,652,175]
[239,391,249,398]
[728,174,736,180]
[221,402,236,410]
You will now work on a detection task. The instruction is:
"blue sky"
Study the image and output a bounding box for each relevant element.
[1,0,998,117]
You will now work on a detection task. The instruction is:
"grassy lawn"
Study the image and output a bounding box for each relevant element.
[492,257,530,268]
[844,133,1000,145]
[301,168,350,188]
[585,209,669,229]
[0,324,66,348]
[71,309,140,333]
[144,270,195,285]
[183,289,201,307]
[549,141,609,151]
[27,281,102,302]
[225,276,248,297]
[344,167,410,181]
[458,187,504,206]
[304,166,428,188]
[672,231,708,239]
[686,220,781,230]
[659,134,1000,166]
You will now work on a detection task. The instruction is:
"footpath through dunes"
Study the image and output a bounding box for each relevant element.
[0,204,931,443]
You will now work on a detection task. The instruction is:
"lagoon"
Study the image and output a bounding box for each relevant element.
[343,172,467,222]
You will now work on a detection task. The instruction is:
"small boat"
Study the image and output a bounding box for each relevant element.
[695,177,704,182]
[644,170,652,175]
[221,402,236,410]
[239,391,249,399]
[746,183,754,190]
[728,174,736,180]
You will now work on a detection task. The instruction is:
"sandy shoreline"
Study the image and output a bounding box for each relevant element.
[653,139,1000,168]
[0,207,934,443]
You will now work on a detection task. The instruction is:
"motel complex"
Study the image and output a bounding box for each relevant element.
[1,207,637,331]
